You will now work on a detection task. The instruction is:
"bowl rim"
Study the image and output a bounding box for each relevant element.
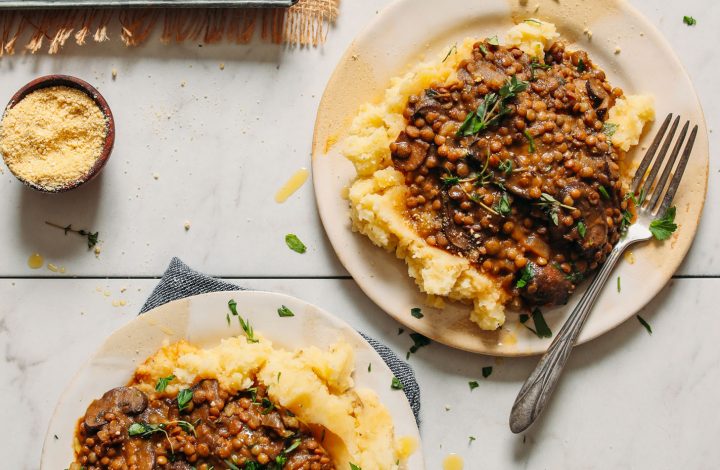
[1,74,115,193]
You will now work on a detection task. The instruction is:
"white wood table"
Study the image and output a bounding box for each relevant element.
[1,1,718,468]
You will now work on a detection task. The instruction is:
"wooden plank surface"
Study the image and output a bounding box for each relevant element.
[0,0,296,9]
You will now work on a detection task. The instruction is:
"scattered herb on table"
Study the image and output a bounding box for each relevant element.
[155,374,175,392]
[482,366,493,378]
[649,207,677,240]
[391,377,404,390]
[277,305,294,317]
[469,436,477,444]
[617,276,621,293]
[457,76,528,137]
[520,308,552,338]
[410,307,424,319]
[468,381,479,391]
[177,388,193,411]
[683,15,697,26]
[408,332,431,357]
[637,315,652,335]
[45,221,99,249]
[285,234,307,253]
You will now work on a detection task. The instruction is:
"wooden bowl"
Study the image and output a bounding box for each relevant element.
[1,75,115,192]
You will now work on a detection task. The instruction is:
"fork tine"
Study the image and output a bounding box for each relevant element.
[639,116,680,203]
[631,113,673,193]
[648,120,689,212]
[657,124,698,216]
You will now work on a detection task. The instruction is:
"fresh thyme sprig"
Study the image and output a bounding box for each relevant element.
[457,76,529,137]
[534,193,575,226]
[45,221,99,249]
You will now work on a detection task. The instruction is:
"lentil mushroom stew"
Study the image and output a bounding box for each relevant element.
[72,380,335,470]
[391,39,631,310]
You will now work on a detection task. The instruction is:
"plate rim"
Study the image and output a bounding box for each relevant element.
[311,0,709,356]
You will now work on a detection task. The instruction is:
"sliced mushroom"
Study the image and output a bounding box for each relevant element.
[440,193,472,251]
[260,411,294,438]
[520,263,574,305]
[83,387,148,431]
[585,78,610,119]
[392,132,430,171]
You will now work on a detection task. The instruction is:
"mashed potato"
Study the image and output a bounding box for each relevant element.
[132,336,398,470]
[342,20,654,331]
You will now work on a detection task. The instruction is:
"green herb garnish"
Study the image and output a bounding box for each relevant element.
[482,366,493,378]
[128,422,166,438]
[277,305,295,317]
[683,16,697,26]
[598,186,610,200]
[284,438,301,454]
[469,380,479,391]
[649,207,677,240]
[577,221,587,238]
[617,276,621,293]
[637,315,652,335]
[410,307,424,319]
[45,221,99,249]
[391,377,404,390]
[487,35,500,45]
[523,130,536,153]
[530,59,551,80]
[457,76,528,137]
[225,460,241,470]
[536,192,575,226]
[442,43,457,62]
[285,234,307,253]
[155,374,175,392]
[515,262,534,289]
[261,397,275,414]
[441,175,460,186]
[498,159,513,175]
[495,192,512,217]
[577,58,586,72]
[350,464,362,470]
[520,308,552,338]
[368,363,372,373]
[602,122,618,137]
[177,388,193,411]
[409,332,431,355]
[469,436,477,444]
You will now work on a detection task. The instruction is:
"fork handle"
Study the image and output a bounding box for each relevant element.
[509,241,629,433]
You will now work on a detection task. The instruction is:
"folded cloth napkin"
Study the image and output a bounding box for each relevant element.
[140,257,421,423]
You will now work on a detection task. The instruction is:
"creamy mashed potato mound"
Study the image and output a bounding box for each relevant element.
[342,20,654,331]
[133,337,398,470]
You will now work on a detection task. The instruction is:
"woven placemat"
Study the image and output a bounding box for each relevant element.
[0,0,338,55]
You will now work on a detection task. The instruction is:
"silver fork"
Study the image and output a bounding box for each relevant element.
[509,113,698,434]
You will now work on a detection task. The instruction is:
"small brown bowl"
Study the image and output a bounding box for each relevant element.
[1,74,115,193]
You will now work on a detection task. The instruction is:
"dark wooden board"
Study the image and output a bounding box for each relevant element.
[0,0,296,9]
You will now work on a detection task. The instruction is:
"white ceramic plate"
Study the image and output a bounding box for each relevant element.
[41,291,424,469]
[312,0,709,355]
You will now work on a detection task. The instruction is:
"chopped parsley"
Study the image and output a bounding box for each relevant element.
[350,464,362,470]
[495,192,512,217]
[177,388,193,411]
[261,397,275,414]
[683,16,697,26]
[617,276,621,293]
[228,299,259,343]
[285,234,307,253]
[649,207,677,240]
[637,315,652,335]
[515,262,534,289]
[482,366,493,378]
[487,35,500,45]
[520,308,552,338]
[530,59,551,80]
[391,377,404,390]
[277,305,295,317]
[498,159,513,175]
[523,130,536,153]
[577,221,587,238]
[154,374,175,392]
[577,57,586,72]
[408,332,431,356]
[410,307,424,319]
[598,186,610,200]
[128,422,167,438]
[469,436,477,444]
[602,122,618,137]
[468,381,479,391]
[441,175,460,186]
[368,363,372,373]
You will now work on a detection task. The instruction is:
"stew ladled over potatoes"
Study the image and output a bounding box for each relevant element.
[72,381,335,470]
[391,39,631,309]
